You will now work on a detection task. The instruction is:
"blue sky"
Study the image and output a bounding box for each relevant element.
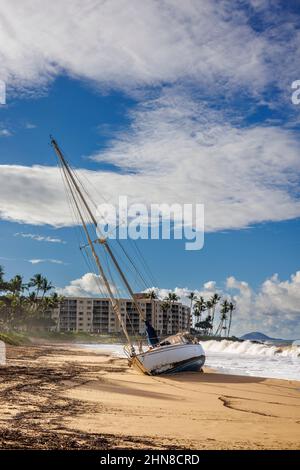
[0,0,300,337]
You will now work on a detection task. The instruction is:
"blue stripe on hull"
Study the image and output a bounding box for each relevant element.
[155,355,205,375]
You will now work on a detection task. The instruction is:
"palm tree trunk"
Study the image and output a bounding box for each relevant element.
[189,298,193,331]
[215,319,222,337]
[228,311,232,337]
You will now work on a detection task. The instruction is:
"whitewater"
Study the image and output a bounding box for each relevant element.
[81,339,300,381]
[199,339,300,381]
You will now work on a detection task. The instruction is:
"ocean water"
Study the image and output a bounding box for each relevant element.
[199,339,300,381]
[81,339,300,381]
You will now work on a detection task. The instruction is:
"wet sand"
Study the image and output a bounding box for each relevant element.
[0,344,299,450]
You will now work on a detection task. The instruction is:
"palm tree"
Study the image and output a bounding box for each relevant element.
[40,277,54,299]
[0,299,7,329]
[164,292,180,332]
[40,292,64,330]
[161,301,170,335]
[0,265,5,291]
[0,265,9,293]
[198,315,213,335]
[166,292,179,303]
[210,293,221,330]
[8,275,25,295]
[215,299,230,336]
[47,292,64,308]
[26,275,54,321]
[227,301,235,337]
[205,299,213,335]
[28,273,44,298]
[193,304,201,329]
[187,292,196,331]
[194,297,207,332]
[146,289,157,300]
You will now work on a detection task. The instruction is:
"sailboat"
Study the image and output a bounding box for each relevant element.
[51,137,205,375]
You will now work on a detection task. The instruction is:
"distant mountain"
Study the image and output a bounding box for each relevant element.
[240,331,282,341]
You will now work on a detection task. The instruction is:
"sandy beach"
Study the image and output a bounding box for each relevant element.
[0,343,299,450]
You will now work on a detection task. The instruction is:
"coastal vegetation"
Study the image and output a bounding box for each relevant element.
[1,264,237,344]
[0,265,63,334]
[189,291,236,337]
[144,289,236,338]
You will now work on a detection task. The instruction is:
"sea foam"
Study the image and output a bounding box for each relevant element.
[199,339,300,358]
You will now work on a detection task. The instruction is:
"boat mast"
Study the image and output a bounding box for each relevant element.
[51,137,147,348]
[51,137,134,351]
[98,239,146,322]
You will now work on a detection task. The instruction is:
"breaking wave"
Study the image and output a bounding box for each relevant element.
[199,339,300,358]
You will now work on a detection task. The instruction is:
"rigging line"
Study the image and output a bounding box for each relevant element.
[70,165,116,234]
[120,242,151,292]
[102,246,120,297]
[52,138,99,230]
[114,237,149,283]
[54,145,133,348]
[73,161,110,205]
[130,238,158,287]
[56,144,99,211]
[103,249,139,339]
[64,149,156,289]
[82,246,106,296]
[104,244,142,296]
[81,246,96,279]
[55,140,155,288]
[59,157,117,299]
[99,248,133,341]
[83,255,107,299]
[102,239,142,288]
[60,161,127,332]
[70,162,125,244]
[60,165,95,257]
[58,160,87,252]
[111,242,148,293]
[73,172,122,240]
[81,248,128,343]
[53,138,145,331]
[115,240,149,290]
[112,230,156,289]
[58,162,107,301]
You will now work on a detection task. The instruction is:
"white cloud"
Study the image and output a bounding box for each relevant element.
[56,272,115,297]
[1,89,299,231]
[24,122,37,129]
[225,272,300,338]
[0,256,67,266]
[148,270,300,338]
[0,129,12,137]
[0,164,70,226]
[150,284,222,306]
[0,3,299,232]
[256,272,300,317]
[0,0,298,98]
[203,281,216,290]
[56,269,300,337]
[14,232,66,244]
[28,258,66,265]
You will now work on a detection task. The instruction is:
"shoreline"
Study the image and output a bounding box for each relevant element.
[76,341,300,382]
[0,342,299,450]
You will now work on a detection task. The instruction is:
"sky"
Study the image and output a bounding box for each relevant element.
[0,0,300,338]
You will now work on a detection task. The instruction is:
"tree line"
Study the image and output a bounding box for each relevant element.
[145,290,236,337]
[0,265,63,331]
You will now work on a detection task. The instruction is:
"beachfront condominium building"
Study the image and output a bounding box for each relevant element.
[50,295,191,337]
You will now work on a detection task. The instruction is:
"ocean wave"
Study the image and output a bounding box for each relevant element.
[199,339,300,358]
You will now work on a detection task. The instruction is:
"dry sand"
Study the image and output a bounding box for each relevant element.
[0,343,299,450]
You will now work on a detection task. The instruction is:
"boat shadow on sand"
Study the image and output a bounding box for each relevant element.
[159,370,266,385]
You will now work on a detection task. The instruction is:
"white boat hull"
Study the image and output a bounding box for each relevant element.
[133,342,205,375]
